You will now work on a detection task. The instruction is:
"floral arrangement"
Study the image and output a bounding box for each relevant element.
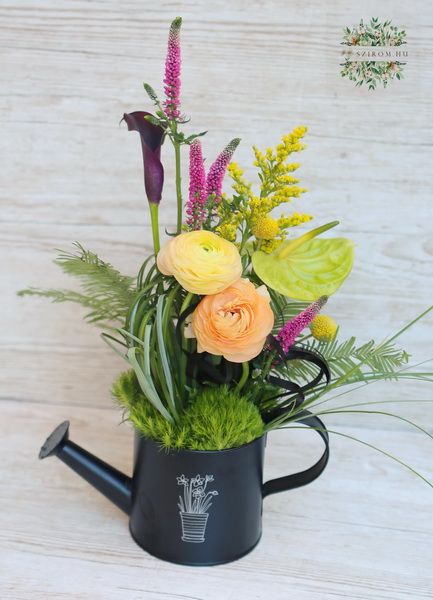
[341,18,407,90]
[21,18,432,484]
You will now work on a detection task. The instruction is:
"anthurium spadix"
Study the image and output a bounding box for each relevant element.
[123,111,165,253]
[252,221,354,301]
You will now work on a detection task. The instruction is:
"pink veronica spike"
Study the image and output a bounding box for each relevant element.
[206,138,240,200]
[277,296,328,353]
[186,140,207,230]
[163,17,182,120]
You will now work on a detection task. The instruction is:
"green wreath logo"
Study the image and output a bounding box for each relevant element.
[340,18,407,90]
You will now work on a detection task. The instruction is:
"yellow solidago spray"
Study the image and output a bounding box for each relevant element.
[216,127,312,253]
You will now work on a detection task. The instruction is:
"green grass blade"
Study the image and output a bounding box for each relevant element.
[127,345,173,423]
[280,424,433,488]
[312,409,433,441]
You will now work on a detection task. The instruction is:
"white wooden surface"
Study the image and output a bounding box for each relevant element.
[1,1,433,598]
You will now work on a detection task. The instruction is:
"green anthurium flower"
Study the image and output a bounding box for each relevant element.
[252,221,354,301]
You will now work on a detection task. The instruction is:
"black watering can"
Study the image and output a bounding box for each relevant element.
[40,418,329,566]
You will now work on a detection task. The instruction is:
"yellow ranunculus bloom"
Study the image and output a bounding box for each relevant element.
[157,231,242,295]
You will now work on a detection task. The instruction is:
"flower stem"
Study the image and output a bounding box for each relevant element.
[170,122,183,234]
[236,362,249,393]
[178,290,195,403]
[149,202,160,254]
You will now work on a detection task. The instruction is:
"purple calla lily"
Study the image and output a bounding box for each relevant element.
[122,111,165,204]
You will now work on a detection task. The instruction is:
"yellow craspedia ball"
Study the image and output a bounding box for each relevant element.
[157,230,242,295]
[310,315,338,342]
[252,216,279,240]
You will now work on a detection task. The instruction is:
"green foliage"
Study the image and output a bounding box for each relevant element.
[113,370,190,449]
[283,336,410,384]
[18,243,135,324]
[112,368,141,405]
[185,386,265,450]
[325,337,409,377]
[112,372,264,451]
[119,283,188,424]
[268,290,309,334]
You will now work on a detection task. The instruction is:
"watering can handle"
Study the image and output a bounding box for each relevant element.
[262,412,329,498]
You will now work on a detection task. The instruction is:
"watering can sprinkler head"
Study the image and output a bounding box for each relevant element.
[39,420,70,459]
[39,421,132,514]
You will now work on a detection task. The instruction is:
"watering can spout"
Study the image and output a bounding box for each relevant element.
[39,421,132,514]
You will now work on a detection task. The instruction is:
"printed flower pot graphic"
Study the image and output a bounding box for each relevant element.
[40,419,329,566]
[177,473,218,544]
[179,512,209,543]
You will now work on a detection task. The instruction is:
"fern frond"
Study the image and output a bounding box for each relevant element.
[269,290,309,334]
[18,242,136,324]
[17,288,117,322]
[274,335,410,385]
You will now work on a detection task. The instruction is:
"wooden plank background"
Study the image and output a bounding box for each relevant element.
[1,0,432,598]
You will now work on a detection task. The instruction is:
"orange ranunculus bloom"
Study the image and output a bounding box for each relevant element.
[190,279,274,363]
